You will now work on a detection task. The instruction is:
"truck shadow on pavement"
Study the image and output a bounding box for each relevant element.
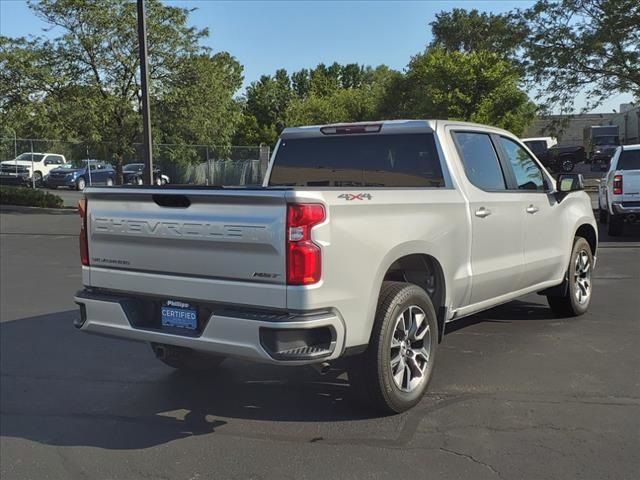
[0,310,368,450]
[0,298,588,450]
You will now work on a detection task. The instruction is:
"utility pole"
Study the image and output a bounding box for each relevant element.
[137,0,154,185]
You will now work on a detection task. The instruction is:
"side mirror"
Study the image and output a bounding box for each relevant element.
[557,173,585,193]
[555,173,584,202]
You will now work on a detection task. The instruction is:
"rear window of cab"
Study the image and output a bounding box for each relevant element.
[269,133,445,187]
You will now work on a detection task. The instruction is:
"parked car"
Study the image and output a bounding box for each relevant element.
[598,144,640,236]
[522,137,585,172]
[584,125,620,169]
[123,163,169,186]
[74,120,597,413]
[46,159,115,190]
[0,152,66,187]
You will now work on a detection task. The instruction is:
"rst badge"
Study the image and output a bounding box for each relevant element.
[338,193,372,201]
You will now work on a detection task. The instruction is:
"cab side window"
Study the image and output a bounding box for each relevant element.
[498,137,547,191]
[452,132,507,191]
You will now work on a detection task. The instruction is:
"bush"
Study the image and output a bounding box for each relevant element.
[0,186,64,208]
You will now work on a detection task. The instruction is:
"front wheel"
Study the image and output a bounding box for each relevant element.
[32,171,43,187]
[348,281,438,414]
[547,237,593,317]
[105,177,114,187]
[76,177,86,191]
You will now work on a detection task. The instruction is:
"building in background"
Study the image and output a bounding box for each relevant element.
[523,103,639,146]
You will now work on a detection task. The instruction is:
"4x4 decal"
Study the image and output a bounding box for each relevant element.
[338,193,372,201]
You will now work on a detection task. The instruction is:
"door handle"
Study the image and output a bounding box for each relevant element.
[475,207,492,218]
[526,205,539,214]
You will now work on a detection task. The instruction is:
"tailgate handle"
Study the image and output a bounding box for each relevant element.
[152,194,190,208]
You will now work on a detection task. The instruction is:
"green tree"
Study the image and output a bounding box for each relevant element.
[524,0,640,111]
[240,68,292,144]
[429,8,527,59]
[399,47,536,135]
[1,0,243,180]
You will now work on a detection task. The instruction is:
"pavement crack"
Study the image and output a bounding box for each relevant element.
[439,447,504,479]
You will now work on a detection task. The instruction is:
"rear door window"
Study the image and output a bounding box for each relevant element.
[269,133,445,187]
[618,150,640,170]
[452,132,507,191]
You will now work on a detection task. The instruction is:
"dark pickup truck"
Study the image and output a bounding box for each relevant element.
[523,140,586,173]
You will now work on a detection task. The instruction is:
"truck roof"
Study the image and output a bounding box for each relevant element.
[280,119,515,139]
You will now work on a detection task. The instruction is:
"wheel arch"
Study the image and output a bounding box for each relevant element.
[575,223,597,257]
[374,248,449,343]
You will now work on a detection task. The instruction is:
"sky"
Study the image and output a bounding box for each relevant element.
[0,0,634,113]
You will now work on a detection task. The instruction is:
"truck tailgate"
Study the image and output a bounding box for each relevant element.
[621,170,640,202]
[84,188,288,306]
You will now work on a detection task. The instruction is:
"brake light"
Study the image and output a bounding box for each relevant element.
[320,124,381,135]
[79,197,89,266]
[613,174,623,195]
[286,203,325,285]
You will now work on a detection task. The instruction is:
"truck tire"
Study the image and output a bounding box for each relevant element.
[33,171,43,187]
[151,343,225,372]
[560,157,575,172]
[76,177,86,191]
[607,215,623,236]
[598,208,608,224]
[547,237,593,317]
[348,281,438,414]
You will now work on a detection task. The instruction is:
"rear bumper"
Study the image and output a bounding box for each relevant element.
[612,202,640,218]
[74,289,346,365]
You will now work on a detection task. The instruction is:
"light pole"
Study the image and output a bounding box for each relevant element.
[136,0,154,185]
[5,127,18,176]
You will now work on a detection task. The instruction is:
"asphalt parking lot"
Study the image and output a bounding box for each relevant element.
[1,208,639,480]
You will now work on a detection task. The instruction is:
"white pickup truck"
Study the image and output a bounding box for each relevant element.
[598,144,640,236]
[0,152,67,186]
[74,120,597,413]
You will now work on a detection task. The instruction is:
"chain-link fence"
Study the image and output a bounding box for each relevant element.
[0,138,270,187]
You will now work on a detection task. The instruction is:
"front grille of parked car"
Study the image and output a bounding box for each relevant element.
[49,171,69,178]
[1,165,29,174]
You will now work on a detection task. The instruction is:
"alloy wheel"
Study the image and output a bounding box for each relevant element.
[574,250,592,304]
[389,305,432,392]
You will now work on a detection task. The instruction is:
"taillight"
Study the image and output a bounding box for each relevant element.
[613,174,623,195]
[79,197,89,266]
[286,203,325,285]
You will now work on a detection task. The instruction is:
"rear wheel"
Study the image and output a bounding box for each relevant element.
[560,157,575,172]
[598,208,608,224]
[151,343,225,372]
[547,237,593,317]
[105,177,114,186]
[607,215,623,236]
[348,281,438,414]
